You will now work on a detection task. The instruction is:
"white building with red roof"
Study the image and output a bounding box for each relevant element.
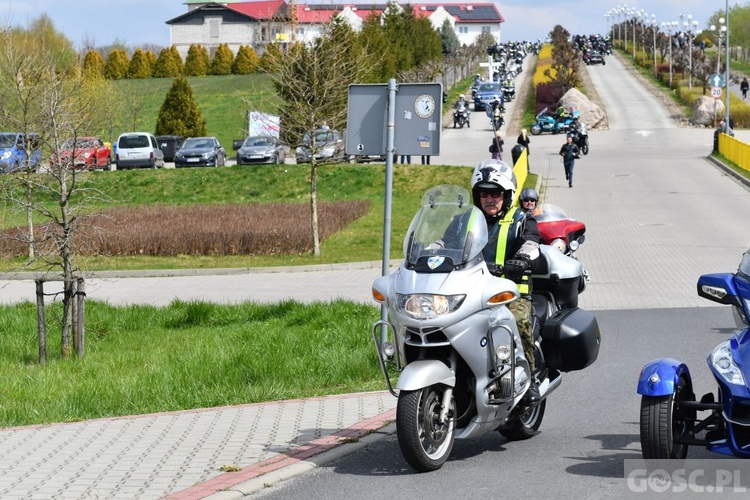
[167,1,504,58]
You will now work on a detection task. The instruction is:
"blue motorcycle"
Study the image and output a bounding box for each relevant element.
[530,108,577,135]
[637,249,750,459]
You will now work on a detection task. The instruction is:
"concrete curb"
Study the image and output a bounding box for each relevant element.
[0,260,403,281]
[706,154,750,190]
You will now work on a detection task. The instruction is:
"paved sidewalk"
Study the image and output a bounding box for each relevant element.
[0,392,396,500]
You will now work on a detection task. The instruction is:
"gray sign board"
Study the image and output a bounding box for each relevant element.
[346,82,442,157]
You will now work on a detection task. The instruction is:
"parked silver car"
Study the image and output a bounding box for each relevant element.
[235,136,286,165]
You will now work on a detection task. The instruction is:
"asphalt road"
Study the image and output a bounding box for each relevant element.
[240,52,750,498]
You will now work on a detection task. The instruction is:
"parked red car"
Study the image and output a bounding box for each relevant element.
[51,137,112,170]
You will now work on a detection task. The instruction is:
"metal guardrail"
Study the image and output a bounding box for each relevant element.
[719,133,750,172]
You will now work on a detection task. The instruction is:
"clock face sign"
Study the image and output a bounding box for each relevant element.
[414,93,436,119]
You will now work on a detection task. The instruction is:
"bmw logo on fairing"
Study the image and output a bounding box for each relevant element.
[480,337,487,347]
[427,256,445,269]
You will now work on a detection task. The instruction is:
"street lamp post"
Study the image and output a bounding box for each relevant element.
[725,0,730,129]
[710,19,726,76]
[641,11,647,65]
[662,21,675,87]
[652,15,658,77]
[630,10,638,59]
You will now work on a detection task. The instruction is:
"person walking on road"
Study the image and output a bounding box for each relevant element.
[741,77,749,101]
[559,134,579,188]
[489,131,504,160]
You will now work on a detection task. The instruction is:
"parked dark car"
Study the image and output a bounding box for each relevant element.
[235,136,285,165]
[295,129,348,163]
[174,137,226,167]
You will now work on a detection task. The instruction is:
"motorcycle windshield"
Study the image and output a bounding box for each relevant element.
[532,203,573,223]
[403,185,488,269]
[739,250,750,282]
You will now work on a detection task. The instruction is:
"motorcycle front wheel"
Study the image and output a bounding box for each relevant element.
[396,386,456,472]
[498,400,546,440]
[530,125,542,136]
[639,376,693,459]
[582,140,589,155]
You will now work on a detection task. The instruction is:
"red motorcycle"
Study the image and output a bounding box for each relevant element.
[533,203,589,290]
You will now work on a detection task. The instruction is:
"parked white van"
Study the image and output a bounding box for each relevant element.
[115,132,165,170]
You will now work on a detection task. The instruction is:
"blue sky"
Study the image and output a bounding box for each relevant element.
[0,0,735,50]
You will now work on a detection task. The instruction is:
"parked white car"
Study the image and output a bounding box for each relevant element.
[115,132,165,170]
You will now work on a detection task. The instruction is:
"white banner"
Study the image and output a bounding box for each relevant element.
[248,111,280,137]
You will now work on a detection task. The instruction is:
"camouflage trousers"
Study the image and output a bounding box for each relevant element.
[508,297,534,372]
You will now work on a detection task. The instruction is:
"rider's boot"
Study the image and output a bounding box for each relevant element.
[523,377,541,406]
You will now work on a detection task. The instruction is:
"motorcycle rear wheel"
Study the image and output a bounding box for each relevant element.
[498,400,546,440]
[396,386,456,472]
[639,376,693,459]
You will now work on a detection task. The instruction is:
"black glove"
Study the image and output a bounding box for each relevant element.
[504,256,530,281]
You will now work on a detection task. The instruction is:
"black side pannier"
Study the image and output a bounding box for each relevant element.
[541,307,600,372]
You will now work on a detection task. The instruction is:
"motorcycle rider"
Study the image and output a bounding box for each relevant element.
[519,187,538,215]
[471,160,542,404]
[453,94,470,128]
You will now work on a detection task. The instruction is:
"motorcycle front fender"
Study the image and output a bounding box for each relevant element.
[637,358,692,397]
[396,360,456,391]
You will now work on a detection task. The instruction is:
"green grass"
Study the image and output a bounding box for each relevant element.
[106,74,276,151]
[0,299,383,427]
[0,164,472,271]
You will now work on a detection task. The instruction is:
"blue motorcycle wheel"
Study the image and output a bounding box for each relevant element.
[639,376,692,459]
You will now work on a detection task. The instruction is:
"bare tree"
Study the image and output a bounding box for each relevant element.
[262,20,374,256]
[0,29,112,358]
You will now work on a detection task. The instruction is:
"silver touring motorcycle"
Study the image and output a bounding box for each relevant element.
[371,185,601,471]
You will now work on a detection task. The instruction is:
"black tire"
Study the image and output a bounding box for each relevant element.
[396,386,455,472]
[211,157,218,167]
[639,376,693,459]
[498,400,546,440]
[531,125,542,136]
[582,142,589,155]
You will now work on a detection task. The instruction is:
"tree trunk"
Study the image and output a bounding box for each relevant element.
[25,175,34,259]
[310,161,320,256]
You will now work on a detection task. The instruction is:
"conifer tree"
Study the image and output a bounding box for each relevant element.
[184,44,209,76]
[259,43,284,73]
[127,48,151,78]
[104,48,129,79]
[155,75,207,138]
[232,45,259,74]
[81,50,105,80]
[153,46,183,78]
[144,49,157,76]
[209,43,233,75]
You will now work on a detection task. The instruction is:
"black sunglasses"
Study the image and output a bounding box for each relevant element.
[521,198,537,203]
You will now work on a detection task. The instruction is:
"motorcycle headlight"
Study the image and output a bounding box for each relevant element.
[396,294,465,320]
[0,151,11,160]
[710,340,746,386]
[550,238,567,253]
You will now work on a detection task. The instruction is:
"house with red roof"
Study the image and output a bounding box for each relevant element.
[167,1,504,58]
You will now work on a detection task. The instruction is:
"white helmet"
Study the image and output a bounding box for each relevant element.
[471,159,516,215]
[459,94,465,99]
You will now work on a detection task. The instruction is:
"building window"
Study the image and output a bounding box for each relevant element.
[458,26,468,34]
[209,19,220,38]
[481,26,491,34]
[296,28,305,35]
